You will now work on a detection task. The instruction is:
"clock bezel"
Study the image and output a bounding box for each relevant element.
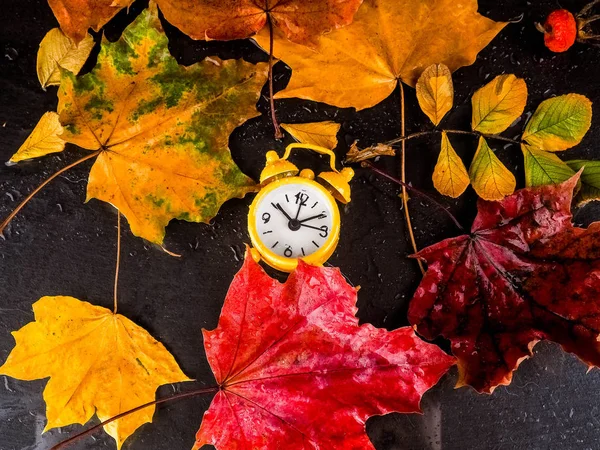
[248,176,341,272]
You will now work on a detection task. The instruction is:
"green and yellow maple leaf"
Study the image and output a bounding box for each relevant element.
[14,6,268,244]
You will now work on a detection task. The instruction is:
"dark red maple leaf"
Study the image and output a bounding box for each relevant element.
[195,254,454,449]
[408,173,600,393]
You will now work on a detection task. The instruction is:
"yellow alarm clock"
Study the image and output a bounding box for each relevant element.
[248,143,354,272]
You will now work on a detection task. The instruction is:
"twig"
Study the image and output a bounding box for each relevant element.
[386,129,522,147]
[113,212,121,314]
[347,129,523,164]
[50,386,220,449]
[267,11,283,139]
[386,130,438,146]
[580,0,600,17]
[444,129,522,145]
[0,151,101,237]
[398,84,425,274]
[362,161,464,232]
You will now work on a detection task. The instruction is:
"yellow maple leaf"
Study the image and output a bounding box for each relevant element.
[37,28,95,89]
[254,0,506,110]
[281,121,341,149]
[10,112,65,163]
[0,296,191,449]
[15,6,268,244]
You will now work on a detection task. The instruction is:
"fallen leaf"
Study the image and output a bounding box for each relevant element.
[9,112,65,163]
[566,160,600,205]
[0,296,190,449]
[468,136,515,200]
[281,121,341,149]
[522,94,592,151]
[407,173,600,393]
[523,145,575,187]
[155,0,363,45]
[471,74,527,134]
[48,0,134,43]
[195,255,454,449]
[37,28,95,89]
[433,132,469,198]
[345,141,395,163]
[416,63,454,126]
[41,7,267,244]
[254,0,506,109]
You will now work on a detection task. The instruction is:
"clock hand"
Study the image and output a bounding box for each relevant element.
[273,203,293,221]
[300,223,325,232]
[294,202,303,220]
[299,213,327,223]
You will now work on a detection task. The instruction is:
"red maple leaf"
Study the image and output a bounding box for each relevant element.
[195,255,454,449]
[408,174,600,393]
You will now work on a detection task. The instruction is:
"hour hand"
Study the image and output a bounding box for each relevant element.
[299,213,327,223]
[272,203,293,221]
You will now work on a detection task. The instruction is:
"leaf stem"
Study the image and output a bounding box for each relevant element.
[362,161,464,232]
[398,84,425,274]
[113,212,121,314]
[0,150,101,237]
[50,385,220,450]
[267,13,283,139]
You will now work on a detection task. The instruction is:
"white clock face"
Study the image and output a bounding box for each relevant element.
[254,182,335,259]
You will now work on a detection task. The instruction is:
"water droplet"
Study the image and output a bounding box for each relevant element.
[230,244,243,262]
[4,47,18,61]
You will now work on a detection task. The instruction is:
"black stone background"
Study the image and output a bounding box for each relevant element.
[2,0,600,449]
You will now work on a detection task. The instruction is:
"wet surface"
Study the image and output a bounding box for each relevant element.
[2,0,600,449]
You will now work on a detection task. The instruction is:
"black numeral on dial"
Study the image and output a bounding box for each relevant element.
[295,192,309,206]
[319,225,329,238]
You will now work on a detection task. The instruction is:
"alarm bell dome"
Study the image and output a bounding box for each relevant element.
[318,167,354,204]
[259,151,299,185]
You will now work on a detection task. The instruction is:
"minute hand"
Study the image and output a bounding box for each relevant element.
[299,213,327,223]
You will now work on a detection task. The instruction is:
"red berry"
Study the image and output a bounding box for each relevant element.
[543,9,577,52]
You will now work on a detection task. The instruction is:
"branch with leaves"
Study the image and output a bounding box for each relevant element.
[347,63,596,204]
